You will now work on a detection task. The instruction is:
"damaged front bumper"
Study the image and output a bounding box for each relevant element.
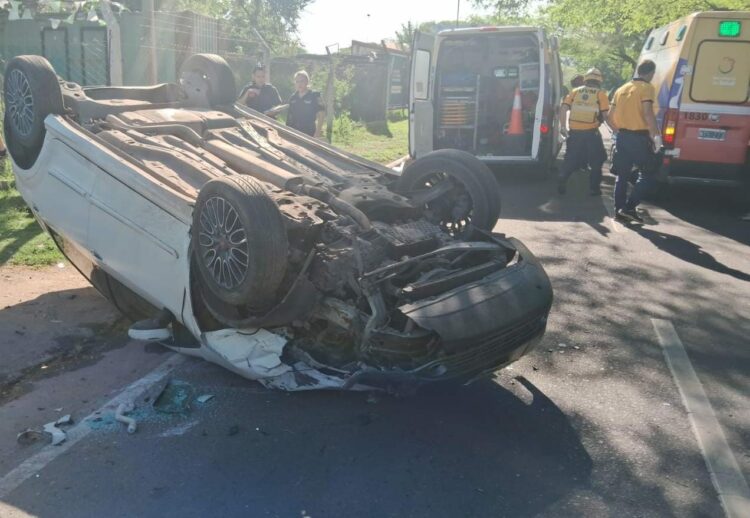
[194,237,553,391]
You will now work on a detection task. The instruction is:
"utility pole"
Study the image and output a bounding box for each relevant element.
[324,44,338,143]
[455,0,460,29]
[252,28,271,82]
[143,0,157,84]
[100,0,123,85]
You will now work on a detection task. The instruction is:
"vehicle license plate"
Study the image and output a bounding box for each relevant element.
[698,128,726,141]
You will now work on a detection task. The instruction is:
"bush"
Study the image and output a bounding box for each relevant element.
[332,112,357,144]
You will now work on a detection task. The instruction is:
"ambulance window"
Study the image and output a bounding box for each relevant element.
[413,50,431,100]
[659,32,670,45]
[645,37,654,50]
[690,40,750,103]
[676,25,687,41]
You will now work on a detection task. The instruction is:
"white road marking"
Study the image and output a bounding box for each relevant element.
[0,354,186,499]
[651,319,750,518]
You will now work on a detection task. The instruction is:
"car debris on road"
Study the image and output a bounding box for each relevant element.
[115,402,137,434]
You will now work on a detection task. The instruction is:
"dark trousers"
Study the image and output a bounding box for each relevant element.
[559,129,607,191]
[612,131,659,211]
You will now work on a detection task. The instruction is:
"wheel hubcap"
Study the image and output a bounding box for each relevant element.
[198,196,250,290]
[6,69,35,138]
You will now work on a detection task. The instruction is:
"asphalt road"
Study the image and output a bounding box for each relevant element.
[1,165,748,517]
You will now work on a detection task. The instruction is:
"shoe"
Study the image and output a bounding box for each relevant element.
[128,309,173,341]
[557,179,567,195]
[617,208,644,224]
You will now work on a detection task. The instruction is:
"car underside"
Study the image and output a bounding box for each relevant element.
[4,54,553,391]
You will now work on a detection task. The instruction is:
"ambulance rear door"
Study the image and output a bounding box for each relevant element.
[548,34,564,157]
[677,15,750,170]
[409,31,435,158]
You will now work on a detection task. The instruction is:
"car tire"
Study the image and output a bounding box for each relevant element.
[179,53,236,107]
[192,175,288,311]
[398,150,500,237]
[3,55,64,169]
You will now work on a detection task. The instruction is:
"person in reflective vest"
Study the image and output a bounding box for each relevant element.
[557,68,610,195]
[607,60,661,224]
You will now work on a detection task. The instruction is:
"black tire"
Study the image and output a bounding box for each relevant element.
[192,175,288,311]
[422,149,502,222]
[179,53,236,107]
[3,55,64,169]
[398,150,500,237]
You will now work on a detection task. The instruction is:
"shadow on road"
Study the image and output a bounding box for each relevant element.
[3,373,592,518]
[634,227,750,282]
[493,168,613,237]
[0,285,124,399]
[654,185,750,247]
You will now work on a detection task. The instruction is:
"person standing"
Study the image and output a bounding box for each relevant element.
[557,68,610,195]
[607,60,661,224]
[286,70,325,138]
[570,74,585,89]
[239,65,283,115]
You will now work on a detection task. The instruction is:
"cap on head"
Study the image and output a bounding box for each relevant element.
[584,67,603,84]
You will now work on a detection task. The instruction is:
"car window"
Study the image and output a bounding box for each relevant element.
[690,40,750,104]
[676,25,687,41]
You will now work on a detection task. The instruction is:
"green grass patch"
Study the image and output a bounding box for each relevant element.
[333,117,408,164]
[0,161,63,267]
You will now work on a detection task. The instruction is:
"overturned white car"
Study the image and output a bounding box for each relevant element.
[4,54,553,391]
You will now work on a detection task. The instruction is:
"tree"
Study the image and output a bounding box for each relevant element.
[170,0,312,55]
[546,0,750,84]
[472,0,535,17]
[395,21,416,49]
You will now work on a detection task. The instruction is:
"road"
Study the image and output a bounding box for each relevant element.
[0,166,748,517]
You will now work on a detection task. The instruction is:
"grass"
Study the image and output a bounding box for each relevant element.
[333,117,408,164]
[0,160,64,267]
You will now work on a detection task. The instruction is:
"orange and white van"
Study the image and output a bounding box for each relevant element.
[638,11,750,187]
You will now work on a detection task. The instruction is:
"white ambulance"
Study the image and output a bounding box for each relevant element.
[409,26,564,169]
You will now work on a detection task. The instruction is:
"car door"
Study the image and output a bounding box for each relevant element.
[409,31,435,159]
[87,168,189,318]
[19,136,95,251]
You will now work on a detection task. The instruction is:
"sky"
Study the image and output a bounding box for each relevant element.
[298,0,491,54]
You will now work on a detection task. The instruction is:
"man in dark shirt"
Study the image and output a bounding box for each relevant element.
[286,70,325,138]
[239,65,282,115]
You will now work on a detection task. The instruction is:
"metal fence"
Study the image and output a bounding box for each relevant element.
[0,10,262,87]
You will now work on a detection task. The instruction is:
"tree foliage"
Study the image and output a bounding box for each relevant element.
[545,0,750,85]
[470,0,750,86]
[472,0,535,17]
[169,0,312,55]
[395,21,416,49]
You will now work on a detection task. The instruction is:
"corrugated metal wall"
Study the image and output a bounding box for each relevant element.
[1,18,107,85]
[0,11,220,87]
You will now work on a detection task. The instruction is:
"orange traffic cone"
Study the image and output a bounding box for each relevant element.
[507,87,524,135]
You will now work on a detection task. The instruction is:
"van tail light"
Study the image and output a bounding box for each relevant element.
[540,106,552,135]
[662,108,678,148]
